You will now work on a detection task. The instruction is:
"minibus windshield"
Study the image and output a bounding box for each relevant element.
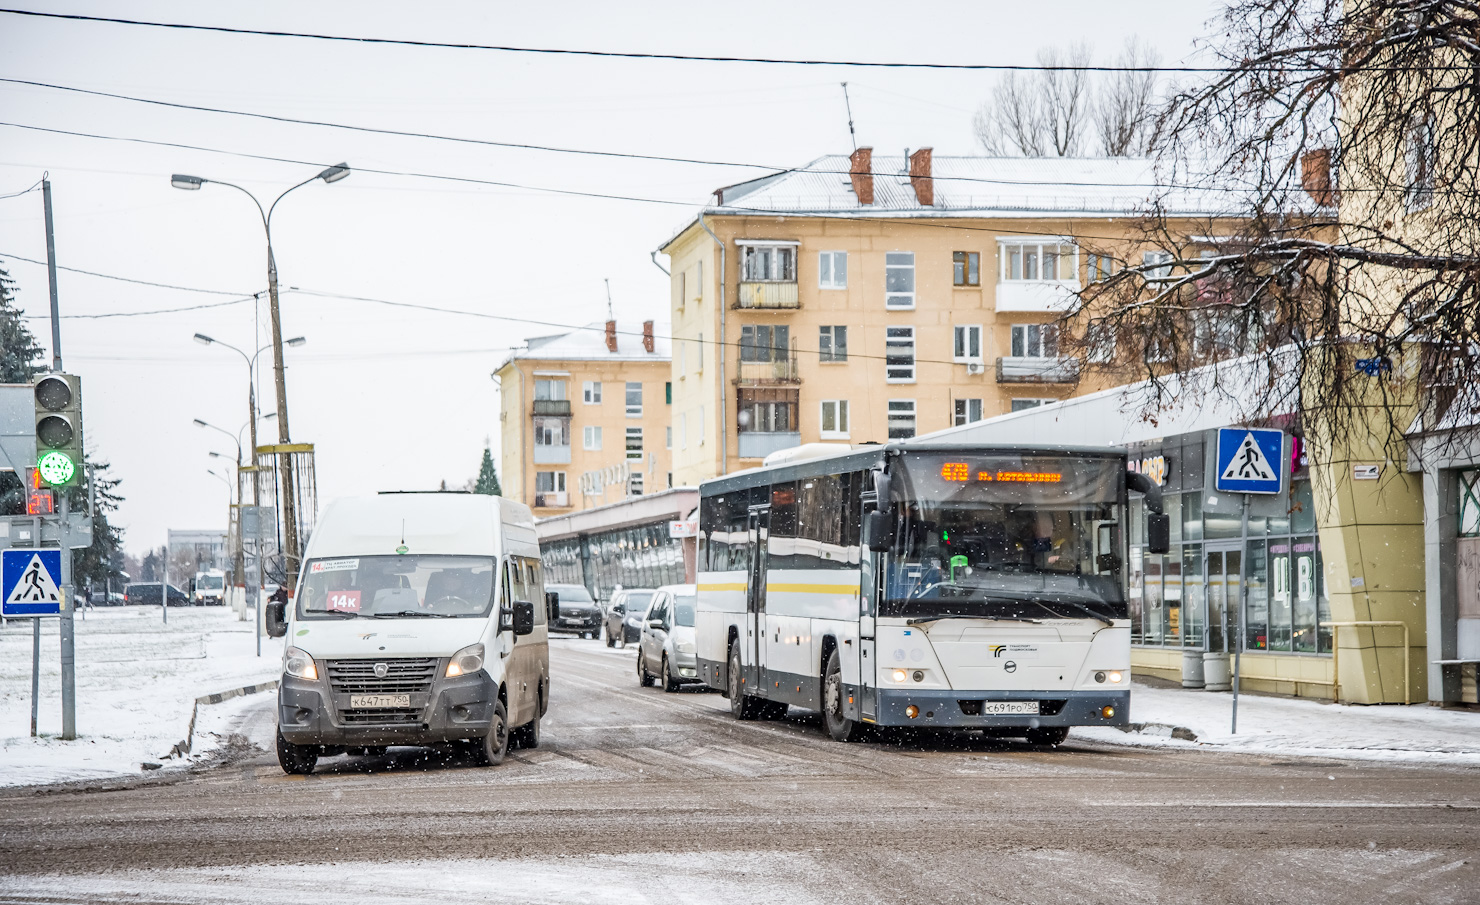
[197,575,224,590]
[297,555,497,619]
[882,452,1127,622]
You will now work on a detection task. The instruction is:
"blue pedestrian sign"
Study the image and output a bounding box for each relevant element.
[1,549,64,617]
[1215,428,1286,495]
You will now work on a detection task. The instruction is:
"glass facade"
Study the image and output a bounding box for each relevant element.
[542,518,687,604]
[1126,429,1331,656]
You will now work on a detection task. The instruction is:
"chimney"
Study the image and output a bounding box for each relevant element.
[642,320,655,354]
[849,146,874,205]
[1301,148,1335,207]
[605,319,617,353]
[909,147,934,207]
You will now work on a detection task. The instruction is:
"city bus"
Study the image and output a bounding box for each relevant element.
[694,441,1169,743]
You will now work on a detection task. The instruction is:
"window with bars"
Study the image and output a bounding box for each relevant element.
[885,326,915,382]
[887,400,916,439]
[626,427,643,461]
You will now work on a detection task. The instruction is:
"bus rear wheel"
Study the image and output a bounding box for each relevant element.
[822,649,861,742]
[728,643,766,720]
[1025,726,1070,746]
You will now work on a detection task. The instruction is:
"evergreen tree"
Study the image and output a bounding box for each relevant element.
[474,446,501,496]
[0,263,44,383]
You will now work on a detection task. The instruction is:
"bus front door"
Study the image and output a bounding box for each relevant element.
[746,507,770,693]
[858,539,879,722]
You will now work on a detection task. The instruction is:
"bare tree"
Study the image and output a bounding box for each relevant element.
[1065,0,1480,455]
[1095,37,1162,157]
[974,44,1093,156]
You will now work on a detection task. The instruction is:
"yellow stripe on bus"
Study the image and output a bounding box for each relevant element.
[766,583,860,595]
[698,582,748,592]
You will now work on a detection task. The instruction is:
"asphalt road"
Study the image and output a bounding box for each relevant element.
[1,637,1478,904]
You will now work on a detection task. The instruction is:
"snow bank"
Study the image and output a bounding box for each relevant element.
[0,605,283,786]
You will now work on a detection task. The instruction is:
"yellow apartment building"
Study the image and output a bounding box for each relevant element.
[657,148,1237,486]
[494,320,673,517]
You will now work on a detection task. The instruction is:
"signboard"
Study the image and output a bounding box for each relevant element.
[669,518,698,538]
[1216,428,1285,494]
[240,506,276,540]
[1,548,63,617]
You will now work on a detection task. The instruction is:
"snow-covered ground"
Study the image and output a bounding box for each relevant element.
[0,605,283,787]
[1077,682,1480,765]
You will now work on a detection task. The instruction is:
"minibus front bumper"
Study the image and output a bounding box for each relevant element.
[870,688,1130,729]
[277,666,498,746]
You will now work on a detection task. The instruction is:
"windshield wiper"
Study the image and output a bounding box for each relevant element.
[1031,598,1114,628]
[907,614,1042,626]
[371,610,452,618]
[310,610,367,619]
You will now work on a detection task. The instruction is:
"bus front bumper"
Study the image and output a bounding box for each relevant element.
[870,689,1130,729]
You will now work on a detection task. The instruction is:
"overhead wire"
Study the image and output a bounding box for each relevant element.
[0,177,43,200]
[0,251,258,296]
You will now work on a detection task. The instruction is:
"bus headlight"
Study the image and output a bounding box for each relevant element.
[446,643,485,677]
[1108,670,1124,684]
[283,647,317,681]
[891,669,908,683]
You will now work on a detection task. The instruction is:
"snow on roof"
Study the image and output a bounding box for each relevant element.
[496,321,671,372]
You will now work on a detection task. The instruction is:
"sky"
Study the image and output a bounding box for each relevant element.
[0,0,1223,556]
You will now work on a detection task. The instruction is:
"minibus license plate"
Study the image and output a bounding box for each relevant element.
[981,701,1039,715]
[349,694,410,709]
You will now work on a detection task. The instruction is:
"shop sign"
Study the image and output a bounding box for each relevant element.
[1127,454,1170,487]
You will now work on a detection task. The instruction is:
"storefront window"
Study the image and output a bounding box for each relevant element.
[1263,539,1289,651]
[1182,544,1204,647]
[1292,480,1316,535]
[1182,492,1203,541]
[1128,546,1145,644]
[1164,552,1182,643]
[1292,537,1320,652]
[1144,554,1164,644]
[1247,540,1272,651]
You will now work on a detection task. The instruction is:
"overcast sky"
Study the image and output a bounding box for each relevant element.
[0,0,1223,557]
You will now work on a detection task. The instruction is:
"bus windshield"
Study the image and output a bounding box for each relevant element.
[882,452,1126,622]
[197,575,224,590]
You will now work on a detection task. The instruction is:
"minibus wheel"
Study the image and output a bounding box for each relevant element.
[511,714,541,750]
[276,730,317,775]
[478,701,509,766]
[1025,726,1070,747]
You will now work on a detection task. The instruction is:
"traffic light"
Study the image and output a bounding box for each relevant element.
[25,467,53,515]
[34,373,82,487]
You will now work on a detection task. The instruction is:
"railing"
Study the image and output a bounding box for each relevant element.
[995,356,1080,384]
[736,281,800,309]
[1321,620,1411,705]
[735,355,800,384]
[534,491,569,508]
[532,399,572,417]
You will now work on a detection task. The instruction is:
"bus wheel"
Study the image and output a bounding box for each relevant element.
[822,649,860,742]
[1025,726,1070,747]
[276,730,317,775]
[728,644,765,720]
[477,701,510,766]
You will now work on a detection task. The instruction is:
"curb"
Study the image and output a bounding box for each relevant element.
[166,680,279,759]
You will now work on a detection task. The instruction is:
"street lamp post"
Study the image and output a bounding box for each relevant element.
[174,164,347,582]
[195,410,281,596]
[193,335,304,507]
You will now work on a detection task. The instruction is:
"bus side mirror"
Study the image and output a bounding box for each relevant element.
[264,600,287,638]
[545,591,559,621]
[512,600,535,636]
[1147,513,1171,554]
[864,509,893,553]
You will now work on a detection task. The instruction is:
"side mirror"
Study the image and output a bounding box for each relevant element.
[264,600,288,638]
[1147,513,1171,554]
[647,618,664,630]
[545,591,559,621]
[512,600,535,636]
[863,509,893,553]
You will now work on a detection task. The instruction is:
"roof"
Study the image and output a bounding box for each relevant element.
[494,321,671,373]
[307,493,534,559]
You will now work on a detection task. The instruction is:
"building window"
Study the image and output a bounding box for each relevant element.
[534,379,566,401]
[667,472,673,489]
[666,425,672,449]
[953,325,982,362]
[625,381,642,417]
[1011,324,1059,358]
[628,471,644,496]
[696,333,703,373]
[885,252,915,309]
[819,251,847,289]
[695,260,703,301]
[1461,469,1480,536]
[819,325,848,363]
[582,381,601,404]
[536,471,566,494]
[1011,398,1054,412]
[1001,241,1078,282]
[534,417,568,447]
[1406,112,1436,210]
[885,326,915,382]
[954,398,983,425]
[1143,250,1174,282]
[820,399,850,439]
[1086,322,1116,364]
[887,400,916,439]
[740,324,789,362]
[626,427,643,461]
[677,270,686,312]
[740,398,795,433]
[953,251,980,286]
[582,425,602,450]
[1088,253,1116,282]
[666,382,672,404]
[740,244,796,281]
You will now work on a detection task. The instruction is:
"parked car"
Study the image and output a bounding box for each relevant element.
[603,588,655,647]
[88,590,125,606]
[546,583,602,638]
[636,584,701,691]
[124,582,189,607]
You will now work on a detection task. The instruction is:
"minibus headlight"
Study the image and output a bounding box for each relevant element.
[283,646,317,681]
[446,643,486,678]
[891,669,908,683]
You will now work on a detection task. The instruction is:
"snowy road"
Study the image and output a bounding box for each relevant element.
[1,637,1478,904]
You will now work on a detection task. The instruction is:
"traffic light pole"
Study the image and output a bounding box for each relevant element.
[42,178,75,740]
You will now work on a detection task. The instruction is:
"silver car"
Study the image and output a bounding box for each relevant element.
[636,584,700,692]
[603,588,654,647]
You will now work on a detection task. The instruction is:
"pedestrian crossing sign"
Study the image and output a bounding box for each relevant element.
[1,549,64,617]
[1215,428,1286,495]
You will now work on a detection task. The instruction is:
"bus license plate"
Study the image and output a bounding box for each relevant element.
[349,694,410,709]
[981,701,1039,715]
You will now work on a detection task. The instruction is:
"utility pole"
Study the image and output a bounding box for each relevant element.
[42,177,76,740]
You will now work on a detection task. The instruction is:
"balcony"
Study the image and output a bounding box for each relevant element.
[995,280,1079,313]
[532,398,571,417]
[533,444,571,464]
[534,491,569,508]
[738,431,802,459]
[737,281,800,310]
[996,356,1080,384]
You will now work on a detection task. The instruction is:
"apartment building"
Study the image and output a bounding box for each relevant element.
[657,147,1235,486]
[494,320,672,516]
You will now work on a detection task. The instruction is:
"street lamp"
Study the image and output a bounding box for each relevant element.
[173,163,348,580]
[193,334,305,503]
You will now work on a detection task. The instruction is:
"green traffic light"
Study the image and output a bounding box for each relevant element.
[37,450,75,485]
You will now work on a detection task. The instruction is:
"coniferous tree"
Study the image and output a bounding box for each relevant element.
[474,446,502,496]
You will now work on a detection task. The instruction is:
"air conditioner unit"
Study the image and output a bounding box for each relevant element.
[966,360,985,375]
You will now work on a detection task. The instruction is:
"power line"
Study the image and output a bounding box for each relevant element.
[0,251,258,296]
[0,8,1241,73]
[0,177,42,201]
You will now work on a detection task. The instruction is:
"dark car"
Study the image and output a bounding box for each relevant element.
[87,590,126,606]
[125,582,189,607]
[546,583,602,638]
[603,588,654,648]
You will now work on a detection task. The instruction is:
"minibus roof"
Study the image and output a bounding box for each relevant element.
[306,493,535,560]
